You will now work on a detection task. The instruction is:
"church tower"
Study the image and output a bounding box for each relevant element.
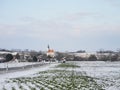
[47,45,55,58]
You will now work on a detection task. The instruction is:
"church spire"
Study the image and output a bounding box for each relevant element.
[48,45,50,50]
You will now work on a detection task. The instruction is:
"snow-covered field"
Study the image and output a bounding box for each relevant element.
[0,61,120,90]
[0,61,46,68]
[74,61,120,90]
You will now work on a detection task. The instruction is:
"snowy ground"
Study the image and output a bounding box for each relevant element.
[0,61,120,90]
[0,62,58,80]
[0,61,46,68]
[73,61,120,90]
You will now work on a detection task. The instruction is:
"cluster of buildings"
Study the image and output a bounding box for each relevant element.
[1,46,120,62]
[71,50,120,61]
[0,45,56,63]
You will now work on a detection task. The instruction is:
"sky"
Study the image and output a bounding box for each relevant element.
[0,0,120,52]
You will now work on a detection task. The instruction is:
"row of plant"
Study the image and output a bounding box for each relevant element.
[55,63,80,68]
[2,63,104,90]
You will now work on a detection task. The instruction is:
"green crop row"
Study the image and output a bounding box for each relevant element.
[2,63,104,90]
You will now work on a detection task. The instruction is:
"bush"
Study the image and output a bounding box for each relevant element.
[88,55,97,61]
[15,53,20,59]
[111,54,119,61]
[6,54,13,61]
[33,56,37,62]
[73,56,87,61]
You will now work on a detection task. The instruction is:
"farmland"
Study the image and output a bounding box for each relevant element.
[0,61,120,90]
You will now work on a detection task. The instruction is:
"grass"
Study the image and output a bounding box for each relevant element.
[11,87,16,90]
[2,86,7,90]
[56,63,80,68]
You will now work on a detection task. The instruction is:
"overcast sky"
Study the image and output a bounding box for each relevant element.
[0,0,120,52]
